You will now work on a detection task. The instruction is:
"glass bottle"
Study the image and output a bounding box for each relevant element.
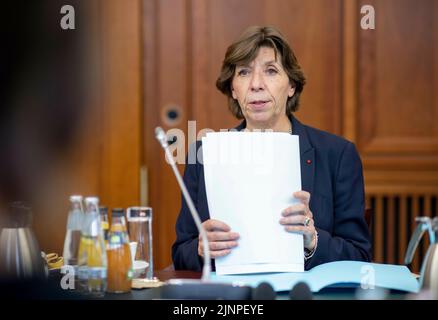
[63,195,84,272]
[77,197,107,297]
[106,208,133,293]
[99,206,109,246]
[127,207,153,279]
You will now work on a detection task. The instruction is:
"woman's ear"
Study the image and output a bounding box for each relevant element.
[288,85,295,98]
[231,86,237,100]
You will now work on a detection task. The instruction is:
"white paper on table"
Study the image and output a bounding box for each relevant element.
[202,132,303,275]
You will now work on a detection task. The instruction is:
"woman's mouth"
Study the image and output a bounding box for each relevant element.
[248,100,270,110]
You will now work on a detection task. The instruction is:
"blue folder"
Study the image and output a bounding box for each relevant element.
[210,261,420,293]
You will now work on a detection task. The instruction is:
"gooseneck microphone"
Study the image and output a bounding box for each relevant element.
[155,127,211,281]
[155,127,252,299]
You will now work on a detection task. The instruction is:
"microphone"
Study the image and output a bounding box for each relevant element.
[155,127,252,299]
[289,281,313,300]
[155,127,211,281]
[252,282,276,300]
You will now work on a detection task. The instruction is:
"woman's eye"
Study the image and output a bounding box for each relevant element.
[266,68,278,75]
[237,69,250,76]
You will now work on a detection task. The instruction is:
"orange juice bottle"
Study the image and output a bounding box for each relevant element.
[106,208,133,293]
[77,197,107,297]
[99,206,109,246]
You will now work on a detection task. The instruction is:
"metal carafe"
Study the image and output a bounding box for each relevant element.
[0,202,46,279]
[405,217,438,299]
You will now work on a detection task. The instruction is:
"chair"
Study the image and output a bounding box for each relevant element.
[162,264,175,271]
[364,207,373,231]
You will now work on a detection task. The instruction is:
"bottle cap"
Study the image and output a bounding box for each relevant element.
[127,206,152,219]
[69,195,83,202]
[84,196,99,205]
[111,208,125,217]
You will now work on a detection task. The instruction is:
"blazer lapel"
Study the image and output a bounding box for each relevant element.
[290,115,315,195]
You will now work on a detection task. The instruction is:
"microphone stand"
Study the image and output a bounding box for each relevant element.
[155,127,211,281]
[155,127,252,299]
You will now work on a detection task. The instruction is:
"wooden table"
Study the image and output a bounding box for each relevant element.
[155,270,201,282]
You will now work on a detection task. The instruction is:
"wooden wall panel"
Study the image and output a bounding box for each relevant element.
[32,0,102,254]
[356,0,438,272]
[191,0,343,134]
[99,1,142,209]
[194,0,266,132]
[144,0,190,269]
[358,0,438,168]
[265,0,343,134]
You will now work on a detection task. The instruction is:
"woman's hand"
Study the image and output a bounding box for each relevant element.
[279,191,317,251]
[198,219,240,258]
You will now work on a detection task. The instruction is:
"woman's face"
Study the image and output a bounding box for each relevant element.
[231,46,295,128]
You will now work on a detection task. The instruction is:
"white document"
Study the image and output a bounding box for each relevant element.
[202,131,303,275]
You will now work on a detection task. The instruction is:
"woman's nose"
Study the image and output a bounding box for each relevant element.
[249,71,265,91]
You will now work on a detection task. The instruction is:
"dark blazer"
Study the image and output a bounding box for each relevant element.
[172,115,372,271]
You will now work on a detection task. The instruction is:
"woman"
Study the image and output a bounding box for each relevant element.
[172,26,371,271]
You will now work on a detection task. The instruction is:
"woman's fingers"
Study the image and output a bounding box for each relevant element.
[279,214,313,226]
[282,190,313,219]
[283,224,312,234]
[207,231,240,242]
[198,219,239,258]
[203,219,231,232]
[279,192,317,251]
[198,237,237,257]
[293,191,311,205]
[210,249,232,258]
[281,203,308,217]
[209,240,238,251]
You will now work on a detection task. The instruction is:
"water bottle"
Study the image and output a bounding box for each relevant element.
[62,195,84,277]
[77,197,107,297]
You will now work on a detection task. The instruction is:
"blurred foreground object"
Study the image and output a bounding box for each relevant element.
[0,1,88,206]
[405,217,438,299]
[0,202,46,280]
[0,1,93,297]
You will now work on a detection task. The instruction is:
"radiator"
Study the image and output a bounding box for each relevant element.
[366,194,438,273]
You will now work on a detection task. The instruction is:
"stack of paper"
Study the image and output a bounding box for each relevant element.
[202,131,303,275]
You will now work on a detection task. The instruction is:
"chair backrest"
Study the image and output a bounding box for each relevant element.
[364,207,373,231]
